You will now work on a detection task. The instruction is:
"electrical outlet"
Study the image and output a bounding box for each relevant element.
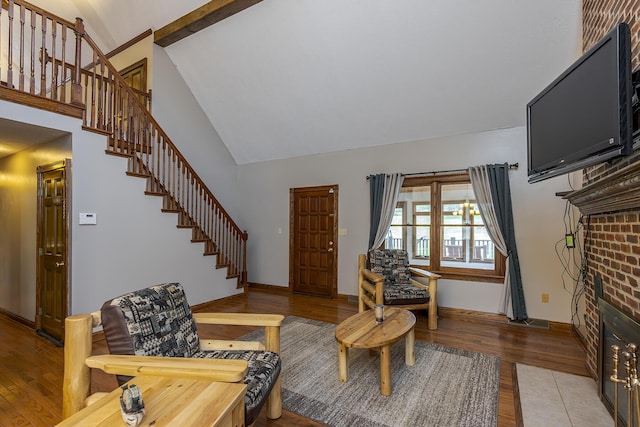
[541,293,549,303]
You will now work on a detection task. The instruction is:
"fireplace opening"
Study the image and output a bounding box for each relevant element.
[599,298,640,426]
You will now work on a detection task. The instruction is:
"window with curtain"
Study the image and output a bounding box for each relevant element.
[388,174,505,282]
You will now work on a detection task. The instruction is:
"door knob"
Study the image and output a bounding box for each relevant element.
[56,261,65,267]
[328,248,333,252]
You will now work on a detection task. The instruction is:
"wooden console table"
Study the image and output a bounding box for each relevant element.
[57,375,246,426]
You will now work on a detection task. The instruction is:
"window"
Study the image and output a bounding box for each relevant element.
[386,202,406,250]
[388,175,505,282]
[413,202,430,259]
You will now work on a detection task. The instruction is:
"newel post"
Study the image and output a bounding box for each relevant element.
[242,231,248,287]
[71,17,84,106]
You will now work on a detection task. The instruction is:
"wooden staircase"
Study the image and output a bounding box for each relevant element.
[0,0,247,285]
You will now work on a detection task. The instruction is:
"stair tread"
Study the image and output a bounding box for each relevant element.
[126,171,151,178]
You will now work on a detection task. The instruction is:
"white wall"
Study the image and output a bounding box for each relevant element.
[151,45,240,218]
[0,104,582,324]
[1,99,581,324]
[70,132,240,313]
[0,135,71,320]
[1,36,582,324]
[1,100,242,317]
[237,126,578,323]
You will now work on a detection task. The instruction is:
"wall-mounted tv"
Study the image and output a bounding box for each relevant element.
[527,22,633,184]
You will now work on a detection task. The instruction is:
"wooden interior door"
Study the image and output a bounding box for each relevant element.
[290,185,338,297]
[120,58,149,109]
[36,160,69,344]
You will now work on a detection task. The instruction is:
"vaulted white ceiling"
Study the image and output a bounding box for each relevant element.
[16,0,582,164]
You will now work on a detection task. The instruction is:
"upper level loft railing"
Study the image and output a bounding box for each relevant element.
[0,0,248,285]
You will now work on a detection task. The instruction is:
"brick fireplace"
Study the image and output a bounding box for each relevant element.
[581,0,640,380]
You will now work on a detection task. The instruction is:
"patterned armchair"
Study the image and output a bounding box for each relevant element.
[62,283,283,426]
[358,249,440,330]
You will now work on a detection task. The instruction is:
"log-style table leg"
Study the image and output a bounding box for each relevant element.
[380,344,391,396]
[338,343,349,382]
[405,327,415,366]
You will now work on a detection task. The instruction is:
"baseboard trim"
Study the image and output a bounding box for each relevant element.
[438,306,510,323]
[247,282,290,293]
[0,307,34,329]
[438,307,572,330]
[247,282,353,300]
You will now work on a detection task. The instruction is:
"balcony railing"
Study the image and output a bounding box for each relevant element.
[385,235,495,263]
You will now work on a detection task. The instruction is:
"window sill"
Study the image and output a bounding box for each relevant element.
[412,267,504,284]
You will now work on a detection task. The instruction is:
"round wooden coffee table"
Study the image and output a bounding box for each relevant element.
[334,307,416,396]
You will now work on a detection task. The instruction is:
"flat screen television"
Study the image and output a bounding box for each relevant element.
[527,22,633,183]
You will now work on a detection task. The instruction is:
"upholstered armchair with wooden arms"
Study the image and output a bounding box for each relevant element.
[358,249,440,330]
[62,282,284,426]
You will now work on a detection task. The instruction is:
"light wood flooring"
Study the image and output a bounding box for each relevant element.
[0,287,589,426]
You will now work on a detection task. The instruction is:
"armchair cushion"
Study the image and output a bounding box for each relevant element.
[192,349,281,422]
[369,249,430,304]
[384,283,430,305]
[369,249,412,286]
[101,282,200,358]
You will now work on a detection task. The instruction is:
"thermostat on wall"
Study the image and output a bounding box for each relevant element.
[79,212,97,225]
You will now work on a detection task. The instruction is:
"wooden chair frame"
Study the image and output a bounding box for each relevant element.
[358,253,440,330]
[62,311,284,424]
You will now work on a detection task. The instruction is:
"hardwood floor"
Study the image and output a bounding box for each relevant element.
[0,287,588,426]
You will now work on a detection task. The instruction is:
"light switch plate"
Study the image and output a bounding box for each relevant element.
[79,212,97,225]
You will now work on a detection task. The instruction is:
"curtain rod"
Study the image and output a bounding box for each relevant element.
[366,162,519,180]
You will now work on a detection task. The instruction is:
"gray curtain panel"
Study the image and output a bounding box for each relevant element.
[368,173,404,251]
[469,164,527,321]
[368,174,385,250]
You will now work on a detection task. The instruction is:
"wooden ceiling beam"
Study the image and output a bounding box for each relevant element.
[154,0,263,47]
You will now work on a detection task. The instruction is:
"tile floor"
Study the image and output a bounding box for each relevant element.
[517,364,614,426]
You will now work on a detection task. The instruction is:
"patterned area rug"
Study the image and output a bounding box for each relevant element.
[241,316,500,427]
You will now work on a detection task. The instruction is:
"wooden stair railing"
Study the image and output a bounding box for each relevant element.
[0,0,86,117]
[0,0,248,286]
